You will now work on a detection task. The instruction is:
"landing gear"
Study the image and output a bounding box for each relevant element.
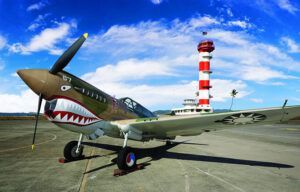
[117,133,137,170]
[117,147,137,170]
[166,140,172,146]
[64,134,84,161]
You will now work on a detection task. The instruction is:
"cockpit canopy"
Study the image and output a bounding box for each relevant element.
[119,97,156,118]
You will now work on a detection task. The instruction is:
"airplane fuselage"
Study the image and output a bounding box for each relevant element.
[18,69,143,139]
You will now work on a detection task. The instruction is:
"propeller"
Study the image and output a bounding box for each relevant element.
[49,33,88,74]
[28,33,88,150]
[32,93,43,150]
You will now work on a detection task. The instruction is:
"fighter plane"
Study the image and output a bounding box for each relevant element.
[17,33,300,170]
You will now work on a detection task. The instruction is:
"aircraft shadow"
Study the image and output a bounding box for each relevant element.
[81,141,293,174]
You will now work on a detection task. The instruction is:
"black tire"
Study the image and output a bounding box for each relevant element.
[117,147,137,170]
[64,141,84,161]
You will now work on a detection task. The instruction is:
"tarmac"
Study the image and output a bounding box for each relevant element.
[0,120,300,192]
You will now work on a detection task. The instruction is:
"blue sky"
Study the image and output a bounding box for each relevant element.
[0,0,300,112]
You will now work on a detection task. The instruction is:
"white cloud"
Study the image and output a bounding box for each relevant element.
[151,0,163,4]
[188,16,220,28]
[226,8,234,17]
[27,23,40,31]
[27,14,50,31]
[269,82,285,86]
[236,66,296,82]
[27,2,46,11]
[214,41,300,77]
[210,79,248,101]
[0,35,6,49]
[250,98,264,103]
[10,72,18,77]
[208,29,250,45]
[82,58,176,83]
[277,0,298,14]
[84,20,195,59]
[227,20,252,29]
[9,22,75,55]
[0,89,44,113]
[280,36,300,53]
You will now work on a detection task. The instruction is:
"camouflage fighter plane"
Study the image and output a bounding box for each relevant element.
[17,33,300,170]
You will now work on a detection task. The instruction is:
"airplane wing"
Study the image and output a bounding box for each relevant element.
[112,106,300,140]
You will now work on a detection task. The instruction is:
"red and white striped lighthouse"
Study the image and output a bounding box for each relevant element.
[197,39,214,112]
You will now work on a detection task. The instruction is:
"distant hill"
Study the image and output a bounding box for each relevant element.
[214,109,232,113]
[0,112,36,116]
[153,110,171,115]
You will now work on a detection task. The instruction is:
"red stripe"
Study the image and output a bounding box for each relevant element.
[197,41,215,52]
[198,99,209,105]
[199,80,211,90]
[49,120,100,127]
[199,61,210,71]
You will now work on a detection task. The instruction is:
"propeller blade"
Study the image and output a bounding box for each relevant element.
[49,33,88,74]
[32,93,43,150]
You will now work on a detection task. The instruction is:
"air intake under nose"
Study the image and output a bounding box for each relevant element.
[44,100,58,117]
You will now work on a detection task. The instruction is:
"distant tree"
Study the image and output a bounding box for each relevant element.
[229,89,238,111]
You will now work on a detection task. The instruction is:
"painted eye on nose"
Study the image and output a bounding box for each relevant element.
[61,85,71,91]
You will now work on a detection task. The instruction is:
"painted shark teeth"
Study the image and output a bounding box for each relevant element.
[47,98,101,126]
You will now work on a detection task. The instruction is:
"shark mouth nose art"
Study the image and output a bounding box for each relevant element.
[44,97,101,126]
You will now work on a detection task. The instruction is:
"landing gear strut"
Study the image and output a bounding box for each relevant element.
[117,133,137,170]
[166,140,172,146]
[64,134,84,161]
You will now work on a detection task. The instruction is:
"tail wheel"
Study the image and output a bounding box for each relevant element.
[64,141,84,161]
[117,147,137,170]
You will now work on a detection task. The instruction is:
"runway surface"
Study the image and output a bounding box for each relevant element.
[0,120,300,192]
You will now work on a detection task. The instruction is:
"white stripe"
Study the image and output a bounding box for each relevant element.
[199,71,210,80]
[199,53,212,61]
[199,52,211,57]
[199,57,210,62]
[199,90,210,99]
[198,104,211,108]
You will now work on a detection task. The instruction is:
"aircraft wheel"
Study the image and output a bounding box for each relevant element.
[117,147,137,170]
[64,141,84,161]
